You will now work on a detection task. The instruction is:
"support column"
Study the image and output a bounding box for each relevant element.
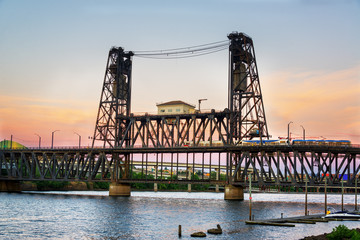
[224,185,244,200]
[187,167,192,192]
[0,181,21,192]
[109,183,131,196]
[154,183,158,192]
[154,167,158,192]
[215,168,220,192]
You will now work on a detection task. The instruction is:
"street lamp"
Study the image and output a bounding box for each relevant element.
[198,99,207,112]
[34,133,41,148]
[300,125,305,140]
[74,132,81,148]
[51,130,60,149]
[287,121,293,145]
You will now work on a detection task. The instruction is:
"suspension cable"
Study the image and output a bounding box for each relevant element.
[133,40,229,59]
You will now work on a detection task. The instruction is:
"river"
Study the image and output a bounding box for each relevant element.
[1,191,359,239]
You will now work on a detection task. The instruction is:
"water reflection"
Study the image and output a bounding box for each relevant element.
[0,191,359,239]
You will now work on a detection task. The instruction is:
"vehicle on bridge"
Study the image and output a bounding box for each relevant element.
[182,139,351,147]
[292,139,351,146]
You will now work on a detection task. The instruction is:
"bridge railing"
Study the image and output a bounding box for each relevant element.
[1,142,360,151]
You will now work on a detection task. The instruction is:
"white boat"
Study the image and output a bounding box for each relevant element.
[323,207,360,219]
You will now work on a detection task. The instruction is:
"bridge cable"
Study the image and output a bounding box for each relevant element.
[133,40,229,59]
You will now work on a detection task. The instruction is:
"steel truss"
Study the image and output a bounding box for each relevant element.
[116,111,231,148]
[1,146,359,187]
[228,32,269,141]
[93,47,133,148]
[230,146,360,187]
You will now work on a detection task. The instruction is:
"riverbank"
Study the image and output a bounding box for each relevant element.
[302,227,360,240]
[21,181,108,191]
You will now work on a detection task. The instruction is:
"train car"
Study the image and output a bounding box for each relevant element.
[241,139,280,146]
[325,140,351,146]
[183,140,224,147]
[292,139,351,146]
[292,139,317,145]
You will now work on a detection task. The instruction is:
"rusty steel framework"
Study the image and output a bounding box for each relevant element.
[2,32,358,189]
[0,146,359,187]
[228,32,269,142]
[92,32,269,150]
[92,47,133,148]
[116,111,230,148]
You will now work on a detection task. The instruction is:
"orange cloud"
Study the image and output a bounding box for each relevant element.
[0,96,97,147]
[262,65,360,143]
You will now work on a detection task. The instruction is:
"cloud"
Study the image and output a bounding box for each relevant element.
[0,96,96,147]
[262,64,360,142]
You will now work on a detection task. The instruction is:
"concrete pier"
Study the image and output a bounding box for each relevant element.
[224,185,244,200]
[109,183,131,196]
[0,181,21,192]
[154,183,158,192]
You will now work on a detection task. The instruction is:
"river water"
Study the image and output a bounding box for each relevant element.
[1,191,360,239]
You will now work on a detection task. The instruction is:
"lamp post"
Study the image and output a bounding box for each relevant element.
[35,133,41,148]
[74,132,81,148]
[198,98,207,112]
[300,125,305,140]
[287,121,293,145]
[51,130,59,149]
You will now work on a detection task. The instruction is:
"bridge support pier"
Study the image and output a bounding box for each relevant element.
[109,183,131,197]
[0,181,21,192]
[154,183,158,192]
[215,168,220,193]
[224,185,244,200]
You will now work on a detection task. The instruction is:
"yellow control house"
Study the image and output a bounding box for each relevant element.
[156,100,196,115]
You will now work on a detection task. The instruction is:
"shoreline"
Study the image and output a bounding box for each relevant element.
[9,190,360,206]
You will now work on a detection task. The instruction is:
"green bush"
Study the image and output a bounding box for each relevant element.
[327,224,360,240]
[35,181,69,190]
[93,182,110,190]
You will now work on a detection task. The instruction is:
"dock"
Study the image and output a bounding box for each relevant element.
[245,214,346,227]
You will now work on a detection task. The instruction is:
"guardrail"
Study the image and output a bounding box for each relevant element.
[1,143,360,150]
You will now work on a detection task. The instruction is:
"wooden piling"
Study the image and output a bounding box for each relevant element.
[249,173,252,221]
[341,180,344,211]
[178,225,181,237]
[305,178,308,216]
[324,177,327,215]
[355,177,358,211]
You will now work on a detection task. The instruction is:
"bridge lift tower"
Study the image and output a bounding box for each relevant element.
[92,32,269,147]
[91,32,269,198]
[92,47,133,148]
[228,32,269,142]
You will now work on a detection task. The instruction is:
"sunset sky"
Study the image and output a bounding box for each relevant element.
[0,0,359,147]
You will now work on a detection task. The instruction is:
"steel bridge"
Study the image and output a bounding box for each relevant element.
[1,32,359,198]
[1,145,359,187]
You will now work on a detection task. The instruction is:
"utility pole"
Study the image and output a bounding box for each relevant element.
[51,130,59,149]
[300,125,305,140]
[198,99,207,112]
[74,132,81,148]
[35,133,41,148]
[287,121,293,145]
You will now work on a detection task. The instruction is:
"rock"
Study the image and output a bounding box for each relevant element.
[207,224,223,234]
[207,228,222,234]
[190,231,206,237]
